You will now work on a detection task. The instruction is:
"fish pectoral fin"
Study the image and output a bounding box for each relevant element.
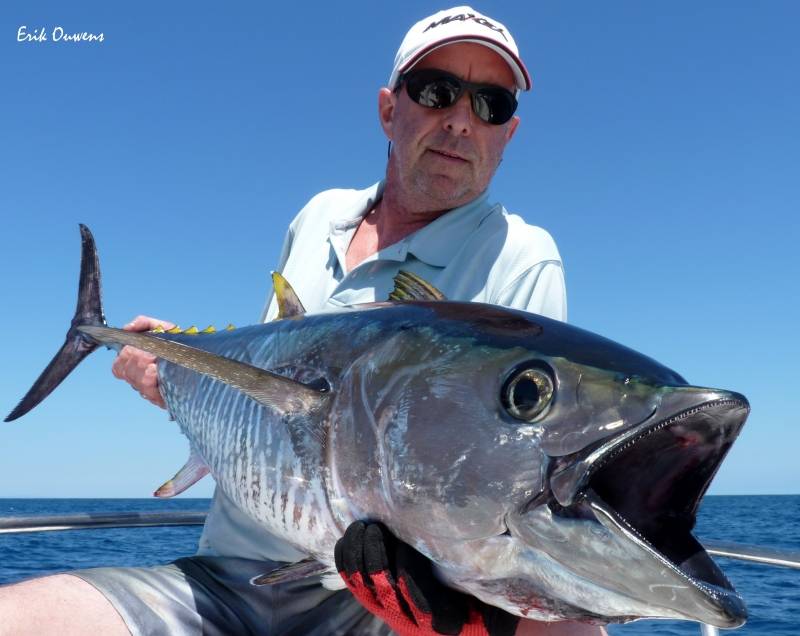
[271,272,307,319]
[77,326,331,415]
[154,450,210,498]
[250,557,328,586]
[388,270,447,302]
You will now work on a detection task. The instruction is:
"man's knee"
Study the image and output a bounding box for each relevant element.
[0,574,129,636]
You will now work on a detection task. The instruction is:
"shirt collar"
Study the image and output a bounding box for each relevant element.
[328,182,496,270]
[328,182,384,274]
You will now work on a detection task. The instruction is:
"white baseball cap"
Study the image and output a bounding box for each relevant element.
[388,6,531,92]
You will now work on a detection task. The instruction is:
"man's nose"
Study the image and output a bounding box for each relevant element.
[442,93,473,136]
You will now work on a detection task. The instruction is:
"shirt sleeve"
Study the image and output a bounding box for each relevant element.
[493,260,567,322]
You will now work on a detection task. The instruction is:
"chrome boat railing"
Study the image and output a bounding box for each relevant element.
[703,539,800,569]
[1,512,798,634]
[0,511,206,533]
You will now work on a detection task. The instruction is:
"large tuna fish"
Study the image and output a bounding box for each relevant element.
[7,225,748,628]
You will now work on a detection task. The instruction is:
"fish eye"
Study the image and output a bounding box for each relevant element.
[502,364,554,421]
[306,376,331,393]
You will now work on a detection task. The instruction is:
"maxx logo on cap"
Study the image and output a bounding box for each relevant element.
[422,12,508,42]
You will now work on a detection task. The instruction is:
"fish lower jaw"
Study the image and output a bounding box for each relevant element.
[583,490,746,627]
[505,496,746,626]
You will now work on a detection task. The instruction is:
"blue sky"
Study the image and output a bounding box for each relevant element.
[1,1,797,498]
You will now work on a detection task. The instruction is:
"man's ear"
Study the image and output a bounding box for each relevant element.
[378,88,396,140]
[505,115,520,143]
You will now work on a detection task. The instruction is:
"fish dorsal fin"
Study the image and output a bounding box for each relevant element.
[78,325,330,415]
[154,449,210,498]
[271,272,307,319]
[389,270,447,302]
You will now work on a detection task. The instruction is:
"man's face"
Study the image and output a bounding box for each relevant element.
[380,42,520,211]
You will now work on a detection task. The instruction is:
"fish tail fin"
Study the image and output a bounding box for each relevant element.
[5,224,107,422]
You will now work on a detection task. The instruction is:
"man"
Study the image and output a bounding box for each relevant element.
[0,7,604,635]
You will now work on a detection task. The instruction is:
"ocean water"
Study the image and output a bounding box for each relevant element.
[0,498,209,583]
[0,496,797,634]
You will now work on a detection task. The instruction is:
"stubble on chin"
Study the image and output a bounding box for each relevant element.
[406,152,477,209]
[411,172,473,208]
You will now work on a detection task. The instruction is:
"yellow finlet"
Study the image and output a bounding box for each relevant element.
[151,325,166,334]
[226,323,235,331]
[166,326,182,334]
[201,325,216,334]
[183,326,199,335]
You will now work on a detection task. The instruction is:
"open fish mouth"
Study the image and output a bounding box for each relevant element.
[546,393,749,625]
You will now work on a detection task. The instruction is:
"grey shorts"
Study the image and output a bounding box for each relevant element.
[71,556,393,636]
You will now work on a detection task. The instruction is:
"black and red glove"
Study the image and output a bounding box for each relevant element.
[334,521,519,636]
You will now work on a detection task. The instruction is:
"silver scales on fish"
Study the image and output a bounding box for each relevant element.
[3,224,765,630]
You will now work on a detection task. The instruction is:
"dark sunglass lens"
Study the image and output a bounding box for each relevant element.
[404,70,517,125]
[407,74,460,109]
[473,89,517,125]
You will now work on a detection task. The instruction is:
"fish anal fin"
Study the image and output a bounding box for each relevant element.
[389,270,447,302]
[271,272,307,319]
[250,557,328,586]
[154,450,210,498]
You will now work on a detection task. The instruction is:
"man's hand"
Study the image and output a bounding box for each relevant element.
[111,315,175,409]
[335,521,519,636]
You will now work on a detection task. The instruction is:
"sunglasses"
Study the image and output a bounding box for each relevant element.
[398,68,518,126]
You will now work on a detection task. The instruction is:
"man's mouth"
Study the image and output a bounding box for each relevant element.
[428,148,469,162]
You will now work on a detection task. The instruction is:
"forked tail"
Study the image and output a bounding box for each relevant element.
[5,224,107,421]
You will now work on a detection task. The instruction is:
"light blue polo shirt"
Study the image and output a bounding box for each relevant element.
[200,181,567,563]
[262,181,567,321]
